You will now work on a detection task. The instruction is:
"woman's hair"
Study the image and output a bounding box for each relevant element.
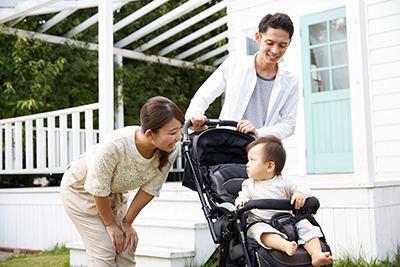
[246,135,286,176]
[258,13,294,39]
[140,96,185,171]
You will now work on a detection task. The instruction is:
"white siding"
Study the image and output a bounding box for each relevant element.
[282,134,299,176]
[367,0,400,175]
[0,188,81,250]
[312,183,400,260]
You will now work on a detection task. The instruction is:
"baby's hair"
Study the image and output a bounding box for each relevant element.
[246,136,286,176]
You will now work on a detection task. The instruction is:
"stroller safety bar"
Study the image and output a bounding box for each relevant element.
[236,196,320,217]
[182,119,238,145]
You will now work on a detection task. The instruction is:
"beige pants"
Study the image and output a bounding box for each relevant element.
[60,154,136,267]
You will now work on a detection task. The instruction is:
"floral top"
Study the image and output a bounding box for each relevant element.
[84,126,177,197]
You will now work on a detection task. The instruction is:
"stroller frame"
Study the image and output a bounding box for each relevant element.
[182,120,331,267]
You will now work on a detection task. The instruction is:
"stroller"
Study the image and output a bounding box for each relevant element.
[182,120,332,267]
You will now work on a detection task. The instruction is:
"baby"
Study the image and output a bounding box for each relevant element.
[235,136,334,266]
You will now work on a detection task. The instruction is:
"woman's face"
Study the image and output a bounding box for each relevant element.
[151,118,183,152]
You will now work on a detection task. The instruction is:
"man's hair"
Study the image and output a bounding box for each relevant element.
[258,13,294,39]
[246,136,286,176]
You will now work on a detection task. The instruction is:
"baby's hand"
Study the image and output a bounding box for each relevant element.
[291,192,306,210]
[235,199,249,207]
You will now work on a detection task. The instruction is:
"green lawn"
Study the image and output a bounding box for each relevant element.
[0,244,69,267]
[1,244,399,267]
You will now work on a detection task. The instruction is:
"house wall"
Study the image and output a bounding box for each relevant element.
[227,0,400,261]
[312,182,400,260]
[0,188,80,250]
[367,0,400,179]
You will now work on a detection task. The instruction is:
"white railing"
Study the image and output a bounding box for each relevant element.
[0,103,185,176]
[0,103,100,174]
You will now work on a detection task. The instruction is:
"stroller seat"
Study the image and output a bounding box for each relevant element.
[206,162,331,267]
[182,120,332,267]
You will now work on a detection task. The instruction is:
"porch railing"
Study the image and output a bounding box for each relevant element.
[0,103,100,174]
[0,103,184,176]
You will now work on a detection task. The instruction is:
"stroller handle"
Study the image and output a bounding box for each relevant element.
[182,119,238,145]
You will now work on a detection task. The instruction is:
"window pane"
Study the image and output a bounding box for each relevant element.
[333,67,349,90]
[331,42,348,65]
[311,70,330,93]
[246,37,259,56]
[245,30,258,56]
[311,46,329,68]
[309,22,327,45]
[330,18,347,41]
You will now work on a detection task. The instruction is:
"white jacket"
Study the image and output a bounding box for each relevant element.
[185,53,299,139]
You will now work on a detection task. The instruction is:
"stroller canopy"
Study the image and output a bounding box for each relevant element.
[183,128,255,199]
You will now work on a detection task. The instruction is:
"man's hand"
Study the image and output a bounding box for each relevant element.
[188,114,208,131]
[237,120,258,138]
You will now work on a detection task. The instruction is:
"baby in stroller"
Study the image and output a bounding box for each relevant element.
[182,119,333,267]
[236,136,334,267]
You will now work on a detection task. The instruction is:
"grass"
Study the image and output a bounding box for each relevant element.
[0,244,69,267]
[333,246,400,267]
[2,244,399,267]
[189,246,400,267]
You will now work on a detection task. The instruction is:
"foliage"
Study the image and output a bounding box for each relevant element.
[0,0,226,187]
[1,0,225,121]
[121,58,220,126]
[0,27,65,118]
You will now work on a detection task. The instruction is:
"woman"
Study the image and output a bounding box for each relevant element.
[60,96,185,266]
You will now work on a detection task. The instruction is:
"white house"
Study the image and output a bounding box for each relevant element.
[0,0,399,265]
[226,0,400,261]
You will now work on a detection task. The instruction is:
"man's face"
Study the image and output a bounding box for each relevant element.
[256,27,291,66]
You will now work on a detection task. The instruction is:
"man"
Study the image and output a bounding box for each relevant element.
[186,13,299,139]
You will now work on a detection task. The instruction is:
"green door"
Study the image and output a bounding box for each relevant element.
[301,7,353,173]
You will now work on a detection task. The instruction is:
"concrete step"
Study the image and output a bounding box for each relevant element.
[134,218,209,249]
[129,183,205,222]
[136,245,196,267]
[67,182,218,267]
[67,242,197,267]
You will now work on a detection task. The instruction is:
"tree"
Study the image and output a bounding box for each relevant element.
[0,0,226,187]
[0,27,65,118]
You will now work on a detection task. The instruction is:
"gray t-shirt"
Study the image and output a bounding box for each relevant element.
[242,72,275,129]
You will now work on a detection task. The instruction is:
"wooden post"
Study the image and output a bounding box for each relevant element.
[98,0,114,140]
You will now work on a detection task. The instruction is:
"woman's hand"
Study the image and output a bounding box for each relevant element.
[123,222,138,254]
[291,192,306,210]
[105,221,125,254]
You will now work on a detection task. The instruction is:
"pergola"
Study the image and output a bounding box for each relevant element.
[0,0,228,137]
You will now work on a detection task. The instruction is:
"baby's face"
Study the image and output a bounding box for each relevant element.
[246,144,275,181]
